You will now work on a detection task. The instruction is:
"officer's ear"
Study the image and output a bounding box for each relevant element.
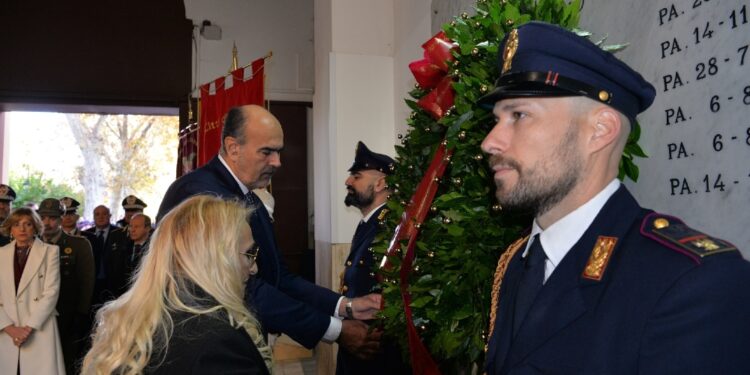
[587,105,622,153]
[373,174,388,193]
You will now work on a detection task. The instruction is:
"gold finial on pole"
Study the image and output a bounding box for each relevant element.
[230,42,239,73]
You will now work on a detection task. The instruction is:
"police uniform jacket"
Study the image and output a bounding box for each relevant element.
[157,156,341,348]
[337,204,409,375]
[485,185,750,374]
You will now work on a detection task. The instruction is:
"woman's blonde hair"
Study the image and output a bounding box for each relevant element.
[82,195,271,374]
[0,207,43,237]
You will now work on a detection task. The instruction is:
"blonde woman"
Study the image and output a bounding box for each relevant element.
[83,195,271,374]
[0,207,65,374]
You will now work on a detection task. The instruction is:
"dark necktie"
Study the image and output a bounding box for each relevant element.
[95,230,107,279]
[351,220,367,249]
[132,244,143,262]
[512,234,547,336]
[245,191,261,207]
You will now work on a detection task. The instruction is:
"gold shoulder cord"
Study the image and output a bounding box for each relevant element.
[487,235,529,345]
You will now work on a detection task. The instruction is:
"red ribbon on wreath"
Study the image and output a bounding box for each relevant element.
[408,31,457,119]
[380,31,458,375]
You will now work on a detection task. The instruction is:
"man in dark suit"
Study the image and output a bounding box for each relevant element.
[478,22,750,374]
[337,141,409,374]
[84,205,121,304]
[126,213,151,278]
[158,104,381,356]
[39,197,95,374]
[0,184,16,246]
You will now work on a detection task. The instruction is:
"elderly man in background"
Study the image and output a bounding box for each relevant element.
[126,213,151,278]
[158,104,382,358]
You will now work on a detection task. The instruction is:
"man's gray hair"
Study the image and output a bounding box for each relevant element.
[221,106,248,154]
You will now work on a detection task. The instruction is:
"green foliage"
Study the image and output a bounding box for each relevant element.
[9,166,83,209]
[372,0,644,370]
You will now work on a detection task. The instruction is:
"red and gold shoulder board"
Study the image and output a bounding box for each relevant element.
[640,213,737,263]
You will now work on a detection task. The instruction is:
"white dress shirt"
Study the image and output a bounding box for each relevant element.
[524,179,621,283]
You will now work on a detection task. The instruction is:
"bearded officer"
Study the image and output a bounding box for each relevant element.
[337,141,410,374]
[479,21,750,374]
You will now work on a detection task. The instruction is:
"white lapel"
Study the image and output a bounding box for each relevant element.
[16,239,46,296]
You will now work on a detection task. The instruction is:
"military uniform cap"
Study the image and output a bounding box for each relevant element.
[478,21,656,122]
[348,141,396,175]
[0,184,16,202]
[60,196,81,215]
[38,198,65,217]
[122,195,147,210]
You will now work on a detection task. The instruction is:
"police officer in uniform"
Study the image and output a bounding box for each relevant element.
[38,198,95,374]
[0,184,16,246]
[479,22,750,374]
[115,194,146,228]
[61,196,97,242]
[338,141,410,374]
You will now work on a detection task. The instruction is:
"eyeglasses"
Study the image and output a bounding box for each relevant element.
[240,242,260,267]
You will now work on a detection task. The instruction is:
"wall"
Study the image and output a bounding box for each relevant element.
[184,0,315,102]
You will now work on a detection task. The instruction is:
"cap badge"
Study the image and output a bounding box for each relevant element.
[502,28,519,74]
[64,247,73,255]
[0,186,8,196]
[44,200,53,208]
[126,196,137,205]
[61,197,72,207]
[582,236,617,281]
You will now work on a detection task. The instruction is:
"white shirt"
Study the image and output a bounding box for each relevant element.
[218,154,344,342]
[525,179,621,283]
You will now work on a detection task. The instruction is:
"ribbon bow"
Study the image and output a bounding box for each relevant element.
[408,31,457,119]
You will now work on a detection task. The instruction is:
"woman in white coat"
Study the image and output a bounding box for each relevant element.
[0,207,65,374]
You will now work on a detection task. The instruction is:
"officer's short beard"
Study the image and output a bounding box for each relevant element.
[345,185,375,209]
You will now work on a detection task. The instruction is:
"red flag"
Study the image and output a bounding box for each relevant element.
[197,57,265,167]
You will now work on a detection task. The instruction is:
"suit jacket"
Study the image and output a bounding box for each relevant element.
[83,224,119,278]
[103,227,133,298]
[146,310,270,375]
[486,186,750,374]
[0,239,66,375]
[336,205,410,375]
[157,156,341,348]
[0,234,9,247]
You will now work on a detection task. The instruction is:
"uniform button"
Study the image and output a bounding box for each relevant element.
[342,285,349,292]
[34,297,39,302]
[346,261,352,266]
[39,274,44,278]
[359,260,364,265]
